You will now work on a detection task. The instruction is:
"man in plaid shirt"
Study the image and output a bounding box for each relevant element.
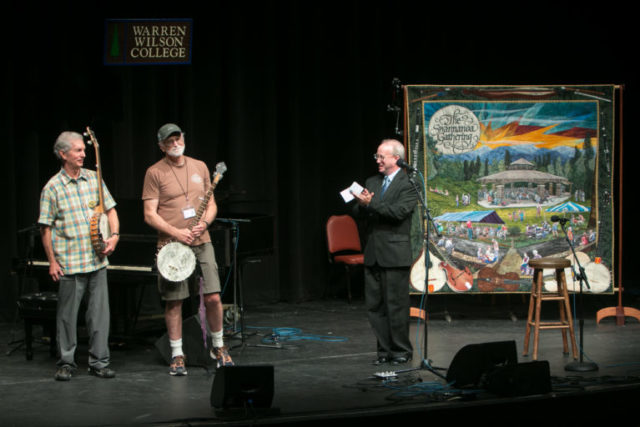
[38,131,120,381]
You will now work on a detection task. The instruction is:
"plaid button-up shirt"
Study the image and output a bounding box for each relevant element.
[38,168,116,274]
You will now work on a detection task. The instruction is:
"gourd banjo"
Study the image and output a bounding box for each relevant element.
[84,127,111,257]
[156,161,227,282]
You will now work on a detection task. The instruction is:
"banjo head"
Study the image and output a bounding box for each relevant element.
[157,242,197,282]
[583,262,611,293]
[543,252,592,292]
[544,267,577,292]
[90,212,110,255]
[543,262,611,293]
[98,213,111,239]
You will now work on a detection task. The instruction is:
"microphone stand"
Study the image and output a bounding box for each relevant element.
[406,169,446,380]
[386,77,403,137]
[215,218,247,348]
[228,219,244,348]
[216,217,281,350]
[558,220,598,372]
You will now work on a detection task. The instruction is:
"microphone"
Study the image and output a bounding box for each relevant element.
[550,215,568,225]
[396,158,417,173]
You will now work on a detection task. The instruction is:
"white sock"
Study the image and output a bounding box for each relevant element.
[210,330,224,348]
[169,338,183,358]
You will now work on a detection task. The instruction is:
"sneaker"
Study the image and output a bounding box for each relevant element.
[210,346,234,368]
[169,355,188,376]
[88,366,116,379]
[55,365,73,381]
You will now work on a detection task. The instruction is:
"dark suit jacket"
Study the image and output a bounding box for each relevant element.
[353,170,417,268]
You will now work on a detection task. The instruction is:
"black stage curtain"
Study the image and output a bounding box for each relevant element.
[4,1,637,315]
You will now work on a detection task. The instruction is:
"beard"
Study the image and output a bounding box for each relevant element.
[167,145,185,158]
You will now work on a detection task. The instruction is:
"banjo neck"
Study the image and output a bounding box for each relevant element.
[188,181,215,230]
[157,161,227,283]
[85,127,106,213]
[188,163,227,230]
[84,127,110,256]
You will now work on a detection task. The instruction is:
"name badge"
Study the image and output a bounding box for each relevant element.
[182,207,196,219]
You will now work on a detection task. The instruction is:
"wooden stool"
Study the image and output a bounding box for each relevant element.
[523,257,578,361]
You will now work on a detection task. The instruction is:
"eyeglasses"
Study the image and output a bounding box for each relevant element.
[162,134,184,146]
[373,153,397,161]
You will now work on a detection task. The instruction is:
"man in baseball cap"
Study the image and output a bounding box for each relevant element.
[143,123,233,376]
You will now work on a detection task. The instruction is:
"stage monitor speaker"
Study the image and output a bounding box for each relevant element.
[446,340,518,388]
[240,253,279,306]
[484,361,551,397]
[210,366,274,410]
[154,315,213,367]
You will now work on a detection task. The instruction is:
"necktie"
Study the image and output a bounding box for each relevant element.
[381,176,390,195]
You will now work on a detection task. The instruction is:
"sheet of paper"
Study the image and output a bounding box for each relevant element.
[340,181,364,203]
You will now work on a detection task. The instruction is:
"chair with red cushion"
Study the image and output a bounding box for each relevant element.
[326,215,364,303]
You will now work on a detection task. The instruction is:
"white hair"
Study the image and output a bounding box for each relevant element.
[380,139,405,159]
[53,131,83,160]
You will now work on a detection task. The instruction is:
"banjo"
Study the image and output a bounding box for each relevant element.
[84,127,111,257]
[156,161,227,282]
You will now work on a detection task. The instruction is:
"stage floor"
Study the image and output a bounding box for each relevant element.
[2,294,640,426]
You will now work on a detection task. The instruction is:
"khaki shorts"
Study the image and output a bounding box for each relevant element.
[157,242,221,301]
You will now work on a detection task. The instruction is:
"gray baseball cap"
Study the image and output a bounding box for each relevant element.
[157,123,182,142]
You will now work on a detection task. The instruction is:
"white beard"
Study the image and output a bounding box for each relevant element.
[167,145,185,158]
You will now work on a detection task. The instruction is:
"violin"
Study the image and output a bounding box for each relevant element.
[475,266,525,292]
[440,261,473,292]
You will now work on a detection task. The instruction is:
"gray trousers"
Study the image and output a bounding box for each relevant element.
[56,267,111,369]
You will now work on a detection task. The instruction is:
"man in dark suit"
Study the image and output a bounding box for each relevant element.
[352,139,417,365]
